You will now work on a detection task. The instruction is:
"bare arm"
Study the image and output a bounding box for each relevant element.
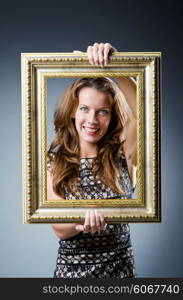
[52,223,82,240]
[115,76,136,118]
[47,170,82,240]
[86,43,137,184]
[115,76,137,182]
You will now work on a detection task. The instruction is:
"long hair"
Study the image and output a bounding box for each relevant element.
[48,77,131,197]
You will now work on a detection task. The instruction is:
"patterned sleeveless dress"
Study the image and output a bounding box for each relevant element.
[48,154,136,278]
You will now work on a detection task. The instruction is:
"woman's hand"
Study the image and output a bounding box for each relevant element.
[75,210,107,234]
[87,42,117,67]
[73,42,117,67]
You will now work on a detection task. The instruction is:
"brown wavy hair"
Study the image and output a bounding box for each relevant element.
[48,77,131,197]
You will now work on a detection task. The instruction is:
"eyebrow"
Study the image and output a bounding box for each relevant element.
[79,104,110,109]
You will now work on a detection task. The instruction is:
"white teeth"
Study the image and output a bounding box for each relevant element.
[84,127,99,132]
[86,129,98,132]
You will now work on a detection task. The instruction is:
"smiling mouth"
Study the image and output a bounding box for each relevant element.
[83,126,100,133]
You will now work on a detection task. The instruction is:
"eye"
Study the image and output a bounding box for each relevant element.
[98,109,109,115]
[80,106,89,112]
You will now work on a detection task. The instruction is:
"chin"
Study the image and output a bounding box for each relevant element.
[83,137,99,144]
[78,129,107,145]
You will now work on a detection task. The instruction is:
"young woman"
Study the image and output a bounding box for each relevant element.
[47,43,137,278]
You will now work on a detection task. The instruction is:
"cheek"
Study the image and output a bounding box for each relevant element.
[101,116,111,129]
[75,112,85,126]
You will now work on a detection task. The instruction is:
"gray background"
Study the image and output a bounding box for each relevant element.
[0,0,182,277]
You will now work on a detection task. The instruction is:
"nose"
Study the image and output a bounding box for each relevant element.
[87,110,98,124]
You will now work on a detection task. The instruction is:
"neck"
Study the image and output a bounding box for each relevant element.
[80,142,98,158]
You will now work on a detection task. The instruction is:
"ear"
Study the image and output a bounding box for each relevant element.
[71,112,75,118]
[71,107,76,118]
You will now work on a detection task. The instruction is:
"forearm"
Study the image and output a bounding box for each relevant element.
[115,76,136,118]
[52,223,81,240]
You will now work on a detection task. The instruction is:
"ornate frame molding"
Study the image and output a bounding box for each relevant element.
[21,52,161,223]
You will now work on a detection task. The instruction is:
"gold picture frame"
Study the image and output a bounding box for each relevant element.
[21,52,161,223]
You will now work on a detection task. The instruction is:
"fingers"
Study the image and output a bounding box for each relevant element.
[99,213,107,231]
[87,46,94,65]
[83,211,97,234]
[98,43,105,67]
[83,210,107,234]
[95,210,101,231]
[93,43,100,66]
[87,42,117,67]
[84,210,91,233]
[104,43,115,66]
[90,211,96,234]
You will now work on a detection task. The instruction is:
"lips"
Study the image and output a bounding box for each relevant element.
[83,126,100,134]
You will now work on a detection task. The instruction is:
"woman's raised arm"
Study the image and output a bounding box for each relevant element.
[85,42,137,182]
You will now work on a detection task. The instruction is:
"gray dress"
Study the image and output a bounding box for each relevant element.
[48,154,136,278]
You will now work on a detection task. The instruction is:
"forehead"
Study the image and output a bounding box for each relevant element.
[78,87,112,107]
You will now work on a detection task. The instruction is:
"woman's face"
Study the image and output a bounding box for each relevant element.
[73,87,112,148]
